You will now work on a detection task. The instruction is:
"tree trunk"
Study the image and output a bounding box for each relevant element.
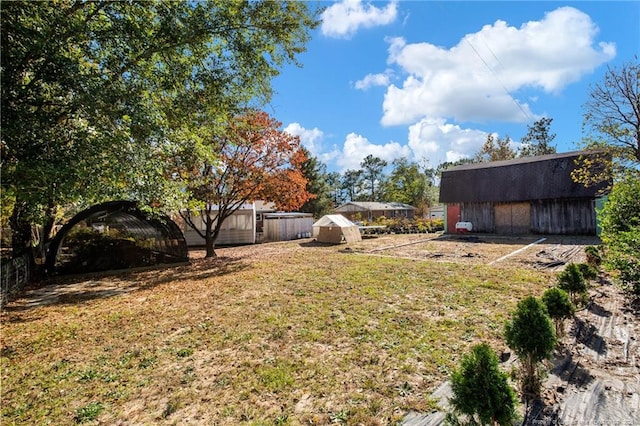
[37,200,57,261]
[204,216,218,258]
[9,202,32,257]
[205,233,217,258]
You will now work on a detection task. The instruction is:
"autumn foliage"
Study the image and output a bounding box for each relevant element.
[178,110,312,257]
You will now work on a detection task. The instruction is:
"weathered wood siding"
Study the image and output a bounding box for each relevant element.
[531,199,596,235]
[495,202,531,234]
[461,202,494,232]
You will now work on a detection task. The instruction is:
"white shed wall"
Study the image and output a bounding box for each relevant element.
[181,208,256,246]
[263,217,313,242]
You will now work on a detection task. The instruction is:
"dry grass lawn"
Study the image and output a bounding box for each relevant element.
[1,234,572,425]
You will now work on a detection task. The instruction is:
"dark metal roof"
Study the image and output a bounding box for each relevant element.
[439,150,609,203]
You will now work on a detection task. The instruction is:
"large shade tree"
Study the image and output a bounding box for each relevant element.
[573,57,640,188]
[176,110,311,258]
[1,0,320,256]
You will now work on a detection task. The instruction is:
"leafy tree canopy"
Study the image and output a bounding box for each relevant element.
[382,158,436,214]
[474,134,516,163]
[1,0,320,255]
[519,117,557,157]
[573,56,640,188]
[599,174,640,296]
[176,110,311,257]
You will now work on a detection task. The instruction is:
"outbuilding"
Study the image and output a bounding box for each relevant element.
[313,214,362,244]
[180,203,256,246]
[439,151,609,235]
[262,212,314,242]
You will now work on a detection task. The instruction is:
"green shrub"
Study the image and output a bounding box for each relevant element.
[541,287,575,338]
[447,343,518,426]
[504,296,556,399]
[576,262,598,281]
[599,174,640,298]
[557,263,588,305]
[584,245,602,267]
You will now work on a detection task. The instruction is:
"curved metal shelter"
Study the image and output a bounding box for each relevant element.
[45,201,188,275]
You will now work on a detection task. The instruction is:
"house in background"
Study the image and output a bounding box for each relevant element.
[427,204,445,220]
[438,151,610,235]
[335,201,416,222]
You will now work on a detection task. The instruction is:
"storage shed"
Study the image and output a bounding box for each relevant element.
[439,151,610,235]
[263,212,314,242]
[313,215,362,244]
[180,203,256,246]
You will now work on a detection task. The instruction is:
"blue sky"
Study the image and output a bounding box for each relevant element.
[269,1,639,173]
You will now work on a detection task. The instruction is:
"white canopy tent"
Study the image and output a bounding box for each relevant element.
[312,214,362,244]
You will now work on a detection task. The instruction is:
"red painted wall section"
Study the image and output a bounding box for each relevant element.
[446,204,460,234]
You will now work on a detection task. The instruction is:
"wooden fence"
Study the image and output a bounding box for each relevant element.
[1,254,33,308]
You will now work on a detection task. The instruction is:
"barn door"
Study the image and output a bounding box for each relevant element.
[495,203,530,234]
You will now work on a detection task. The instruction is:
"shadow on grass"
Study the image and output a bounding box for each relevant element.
[2,255,249,313]
[297,240,341,247]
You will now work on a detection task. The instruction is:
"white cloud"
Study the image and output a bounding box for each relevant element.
[336,132,411,171]
[381,6,616,126]
[354,70,393,90]
[407,118,488,166]
[284,122,323,154]
[321,0,398,39]
[284,122,340,164]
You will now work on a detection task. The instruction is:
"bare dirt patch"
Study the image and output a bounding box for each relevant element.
[347,233,599,270]
[530,281,640,425]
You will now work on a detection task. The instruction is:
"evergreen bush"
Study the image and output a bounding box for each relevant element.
[541,287,575,338]
[504,296,556,399]
[447,343,518,426]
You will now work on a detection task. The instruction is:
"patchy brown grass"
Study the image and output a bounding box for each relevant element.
[1,235,561,425]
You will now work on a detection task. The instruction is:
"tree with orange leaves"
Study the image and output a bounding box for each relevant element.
[176,110,312,257]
